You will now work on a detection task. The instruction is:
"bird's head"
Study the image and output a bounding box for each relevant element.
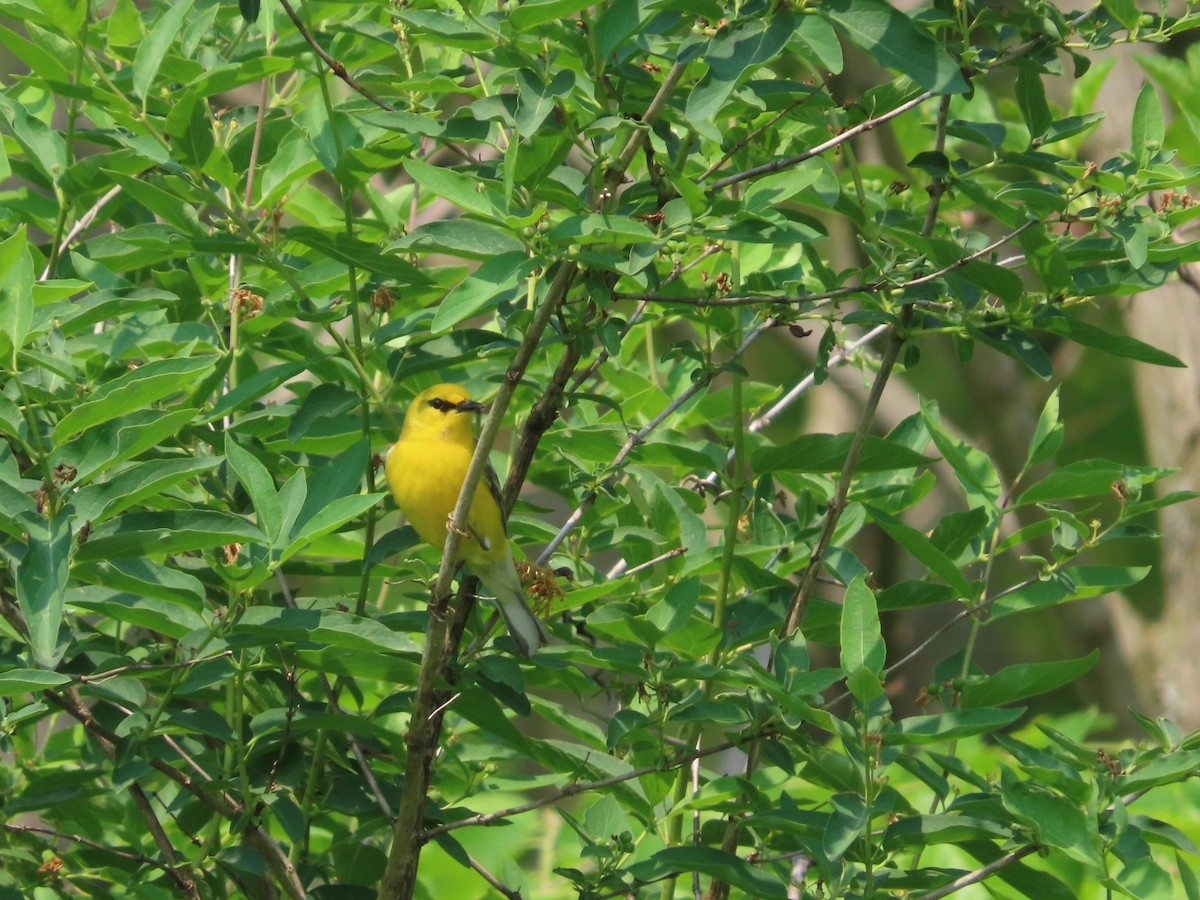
[401,383,486,444]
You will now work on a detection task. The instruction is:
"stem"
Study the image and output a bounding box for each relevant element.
[43,20,88,279]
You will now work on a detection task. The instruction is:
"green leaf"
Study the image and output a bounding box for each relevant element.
[508,0,595,31]
[1102,0,1140,30]
[1132,81,1165,157]
[593,0,640,61]
[404,158,504,219]
[685,13,796,139]
[1116,858,1173,900]
[205,361,307,423]
[431,251,537,333]
[960,651,1099,709]
[1036,309,1184,368]
[886,708,1024,745]
[1018,458,1130,505]
[392,219,525,261]
[547,213,658,245]
[184,56,293,97]
[514,68,574,137]
[1178,853,1200,900]
[287,383,359,443]
[281,493,385,563]
[819,0,967,94]
[961,840,1078,900]
[230,606,419,655]
[132,0,196,100]
[1119,748,1200,794]
[55,356,216,440]
[752,433,934,474]
[0,94,68,184]
[16,511,72,668]
[69,457,221,525]
[69,586,206,639]
[1016,67,1053,141]
[0,225,34,368]
[1017,226,1075,297]
[864,506,974,598]
[922,401,1002,511]
[225,435,282,545]
[0,668,71,696]
[990,566,1150,619]
[74,510,264,561]
[79,558,205,611]
[1023,387,1063,473]
[884,814,1011,848]
[628,847,787,898]
[55,408,200,485]
[1001,768,1103,869]
[286,228,429,285]
[163,93,214,168]
[795,13,843,73]
[840,576,885,702]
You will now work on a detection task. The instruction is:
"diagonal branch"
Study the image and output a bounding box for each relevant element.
[536,318,776,566]
[707,90,936,192]
[278,0,397,113]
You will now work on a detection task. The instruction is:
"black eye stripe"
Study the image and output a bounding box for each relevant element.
[428,398,448,412]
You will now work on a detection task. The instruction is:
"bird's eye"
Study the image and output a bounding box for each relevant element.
[428,398,449,412]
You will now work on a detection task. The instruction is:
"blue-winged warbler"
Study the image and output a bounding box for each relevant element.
[386,384,549,657]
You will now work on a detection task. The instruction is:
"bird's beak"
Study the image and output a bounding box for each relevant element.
[454,399,486,414]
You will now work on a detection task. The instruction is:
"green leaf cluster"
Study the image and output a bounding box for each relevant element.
[1,0,1199,898]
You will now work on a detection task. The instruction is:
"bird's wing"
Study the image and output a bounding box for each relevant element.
[483,462,508,530]
[466,462,508,552]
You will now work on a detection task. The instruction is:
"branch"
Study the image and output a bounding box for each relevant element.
[39,185,123,281]
[278,0,397,113]
[707,90,936,192]
[536,318,776,566]
[420,739,739,841]
[612,218,1037,309]
[914,844,1039,900]
[42,688,307,899]
[378,262,580,900]
[72,651,234,684]
[748,325,889,434]
[465,853,523,900]
[3,822,197,894]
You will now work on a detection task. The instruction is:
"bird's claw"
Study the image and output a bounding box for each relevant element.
[445,514,470,539]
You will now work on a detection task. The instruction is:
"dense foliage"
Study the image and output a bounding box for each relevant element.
[3,0,1200,897]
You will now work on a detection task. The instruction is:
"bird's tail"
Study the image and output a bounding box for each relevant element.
[474,550,550,657]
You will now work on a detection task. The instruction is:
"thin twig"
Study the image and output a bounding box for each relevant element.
[537,318,776,566]
[699,93,817,181]
[708,90,935,192]
[823,578,1038,709]
[571,243,724,392]
[72,651,234,684]
[465,854,523,900]
[623,547,689,576]
[749,325,889,434]
[914,844,1039,900]
[3,823,196,891]
[420,739,739,841]
[277,0,396,113]
[612,218,1037,309]
[39,185,123,280]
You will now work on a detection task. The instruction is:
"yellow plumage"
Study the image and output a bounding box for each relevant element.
[385,383,549,657]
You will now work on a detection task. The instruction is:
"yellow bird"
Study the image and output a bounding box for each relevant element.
[386,383,550,657]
